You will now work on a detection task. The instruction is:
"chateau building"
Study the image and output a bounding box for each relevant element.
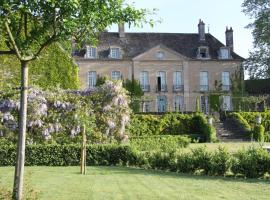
[74,20,244,113]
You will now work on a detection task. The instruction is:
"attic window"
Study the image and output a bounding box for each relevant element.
[110,47,121,59]
[197,46,210,59]
[85,46,97,59]
[155,51,165,60]
[219,47,230,59]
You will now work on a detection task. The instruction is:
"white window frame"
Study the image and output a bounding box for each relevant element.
[197,46,210,59]
[111,71,121,80]
[157,71,167,92]
[219,47,230,59]
[200,71,209,91]
[173,71,183,91]
[223,95,231,111]
[88,71,97,88]
[140,71,150,91]
[85,46,97,59]
[142,101,151,112]
[222,71,230,91]
[173,95,184,112]
[110,47,121,59]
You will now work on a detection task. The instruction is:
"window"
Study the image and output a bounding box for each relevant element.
[222,72,230,91]
[223,95,231,111]
[200,71,209,91]
[140,71,150,92]
[197,46,210,59]
[219,48,230,59]
[111,71,121,80]
[143,101,151,112]
[85,46,97,58]
[155,51,165,60]
[173,71,183,91]
[200,96,209,114]
[173,96,184,112]
[110,47,121,59]
[157,95,167,112]
[157,71,167,92]
[88,71,97,88]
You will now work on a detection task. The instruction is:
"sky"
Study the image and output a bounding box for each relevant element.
[109,0,254,59]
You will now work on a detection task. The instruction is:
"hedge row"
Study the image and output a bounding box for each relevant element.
[128,113,216,142]
[1,144,270,178]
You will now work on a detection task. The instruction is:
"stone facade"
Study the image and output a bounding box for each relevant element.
[74,20,244,113]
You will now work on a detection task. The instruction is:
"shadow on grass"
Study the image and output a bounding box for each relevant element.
[83,166,270,185]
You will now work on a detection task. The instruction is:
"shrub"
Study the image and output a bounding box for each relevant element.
[176,152,195,173]
[130,135,190,152]
[231,147,270,178]
[210,146,231,176]
[148,151,176,171]
[253,125,265,142]
[264,131,270,142]
[192,147,212,175]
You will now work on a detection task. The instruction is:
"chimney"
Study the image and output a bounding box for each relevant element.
[225,27,234,52]
[198,19,205,41]
[118,23,125,38]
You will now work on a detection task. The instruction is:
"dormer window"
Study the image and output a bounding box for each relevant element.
[110,47,121,59]
[155,51,165,60]
[197,46,210,59]
[219,47,230,59]
[85,46,97,59]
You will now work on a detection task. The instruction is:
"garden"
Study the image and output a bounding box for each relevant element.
[1,80,270,199]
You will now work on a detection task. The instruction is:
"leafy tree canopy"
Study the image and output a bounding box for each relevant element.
[242,0,270,79]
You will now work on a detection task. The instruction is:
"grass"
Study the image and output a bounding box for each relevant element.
[1,166,270,200]
[189,142,270,152]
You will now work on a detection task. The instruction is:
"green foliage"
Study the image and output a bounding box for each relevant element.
[231,147,270,178]
[245,79,270,94]
[227,112,252,132]
[209,94,220,112]
[210,146,231,176]
[130,135,190,152]
[0,41,79,90]
[123,79,144,112]
[253,125,265,142]
[1,144,270,178]
[242,0,270,78]
[128,113,217,142]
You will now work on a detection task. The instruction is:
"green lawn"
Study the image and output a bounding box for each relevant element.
[189,142,270,152]
[1,166,270,200]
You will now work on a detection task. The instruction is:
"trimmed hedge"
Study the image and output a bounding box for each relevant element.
[227,113,251,132]
[1,144,270,178]
[128,113,217,142]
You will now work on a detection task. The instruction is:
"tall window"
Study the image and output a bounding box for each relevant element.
[157,71,167,92]
[157,95,167,112]
[222,72,230,91]
[173,71,183,91]
[110,47,120,59]
[111,71,121,80]
[223,95,231,111]
[140,71,150,91]
[200,71,209,91]
[88,71,97,88]
[85,46,97,58]
[173,96,184,112]
[143,101,151,112]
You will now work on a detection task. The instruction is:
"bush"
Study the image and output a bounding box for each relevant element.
[130,135,190,152]
[265,131,270,142]
[253,125,265,142]
[231,147,270,178]
[210,146,231,176]
[176,152,195,173]
[191,147,212,175]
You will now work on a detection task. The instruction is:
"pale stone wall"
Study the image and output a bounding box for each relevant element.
[76,55,242,112]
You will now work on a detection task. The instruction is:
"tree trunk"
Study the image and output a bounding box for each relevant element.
[12,61,29,200]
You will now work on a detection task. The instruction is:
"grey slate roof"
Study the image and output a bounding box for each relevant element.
[85,32,244,60]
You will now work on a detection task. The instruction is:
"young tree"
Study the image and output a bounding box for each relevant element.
[0,1,151,199]
[242,0,270,78]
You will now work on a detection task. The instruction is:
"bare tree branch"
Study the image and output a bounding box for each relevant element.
[0,50,15,55]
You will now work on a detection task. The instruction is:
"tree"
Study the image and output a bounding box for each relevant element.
[0,1,150,199]
[242,0,270,79]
